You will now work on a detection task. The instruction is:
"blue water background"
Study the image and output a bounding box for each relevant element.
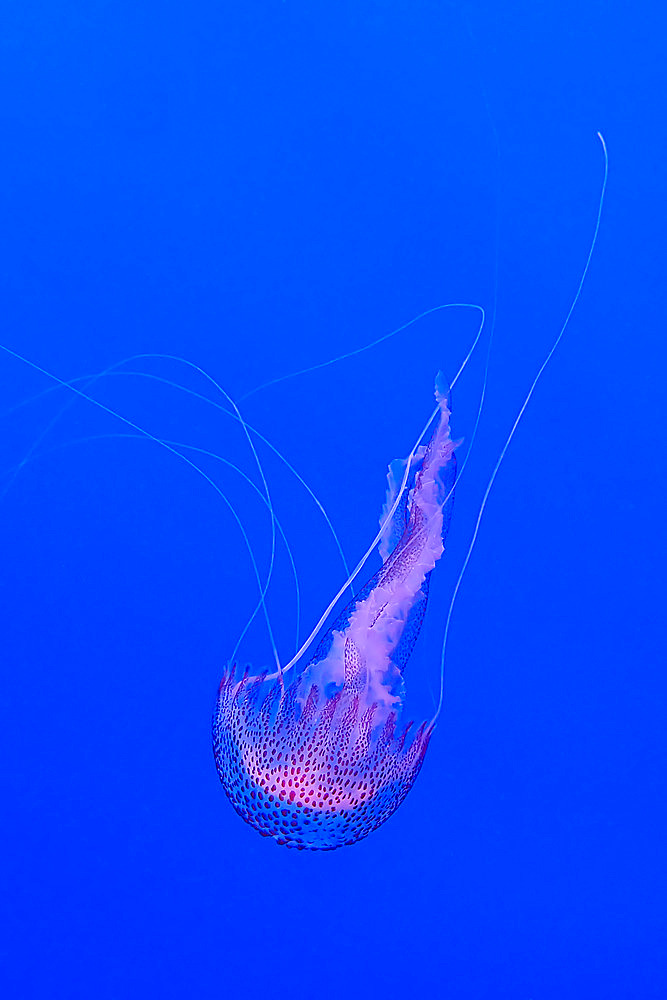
[1,2,665,997]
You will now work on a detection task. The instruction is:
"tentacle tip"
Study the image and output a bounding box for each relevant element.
[434,370,450,407]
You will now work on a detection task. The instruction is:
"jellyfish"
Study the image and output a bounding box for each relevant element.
[213,373,457,850]
[0,134,607,855]
[212,130,609,850]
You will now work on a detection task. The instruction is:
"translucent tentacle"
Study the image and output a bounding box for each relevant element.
[0,348,287,667]
[2,430,303,660]
[431,131,609,724]
[240,302,485,401]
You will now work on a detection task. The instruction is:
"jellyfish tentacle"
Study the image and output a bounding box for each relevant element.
[432,131,610,724]
[0,360,349,645]
[239,302,485,402]
[0,349,298,666]
[1,366,348,599]
[6,428,303,656]
[133,353,282,673]
[1,298,491,670]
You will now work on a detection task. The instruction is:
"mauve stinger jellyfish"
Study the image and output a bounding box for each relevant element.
[213,373,456,850]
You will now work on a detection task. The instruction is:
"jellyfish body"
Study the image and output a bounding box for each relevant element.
[213,378,457,849]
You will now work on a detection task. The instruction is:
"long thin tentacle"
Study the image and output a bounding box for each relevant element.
[431,132,609,725]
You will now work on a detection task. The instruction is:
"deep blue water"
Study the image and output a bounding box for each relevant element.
[1,2,665,997]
